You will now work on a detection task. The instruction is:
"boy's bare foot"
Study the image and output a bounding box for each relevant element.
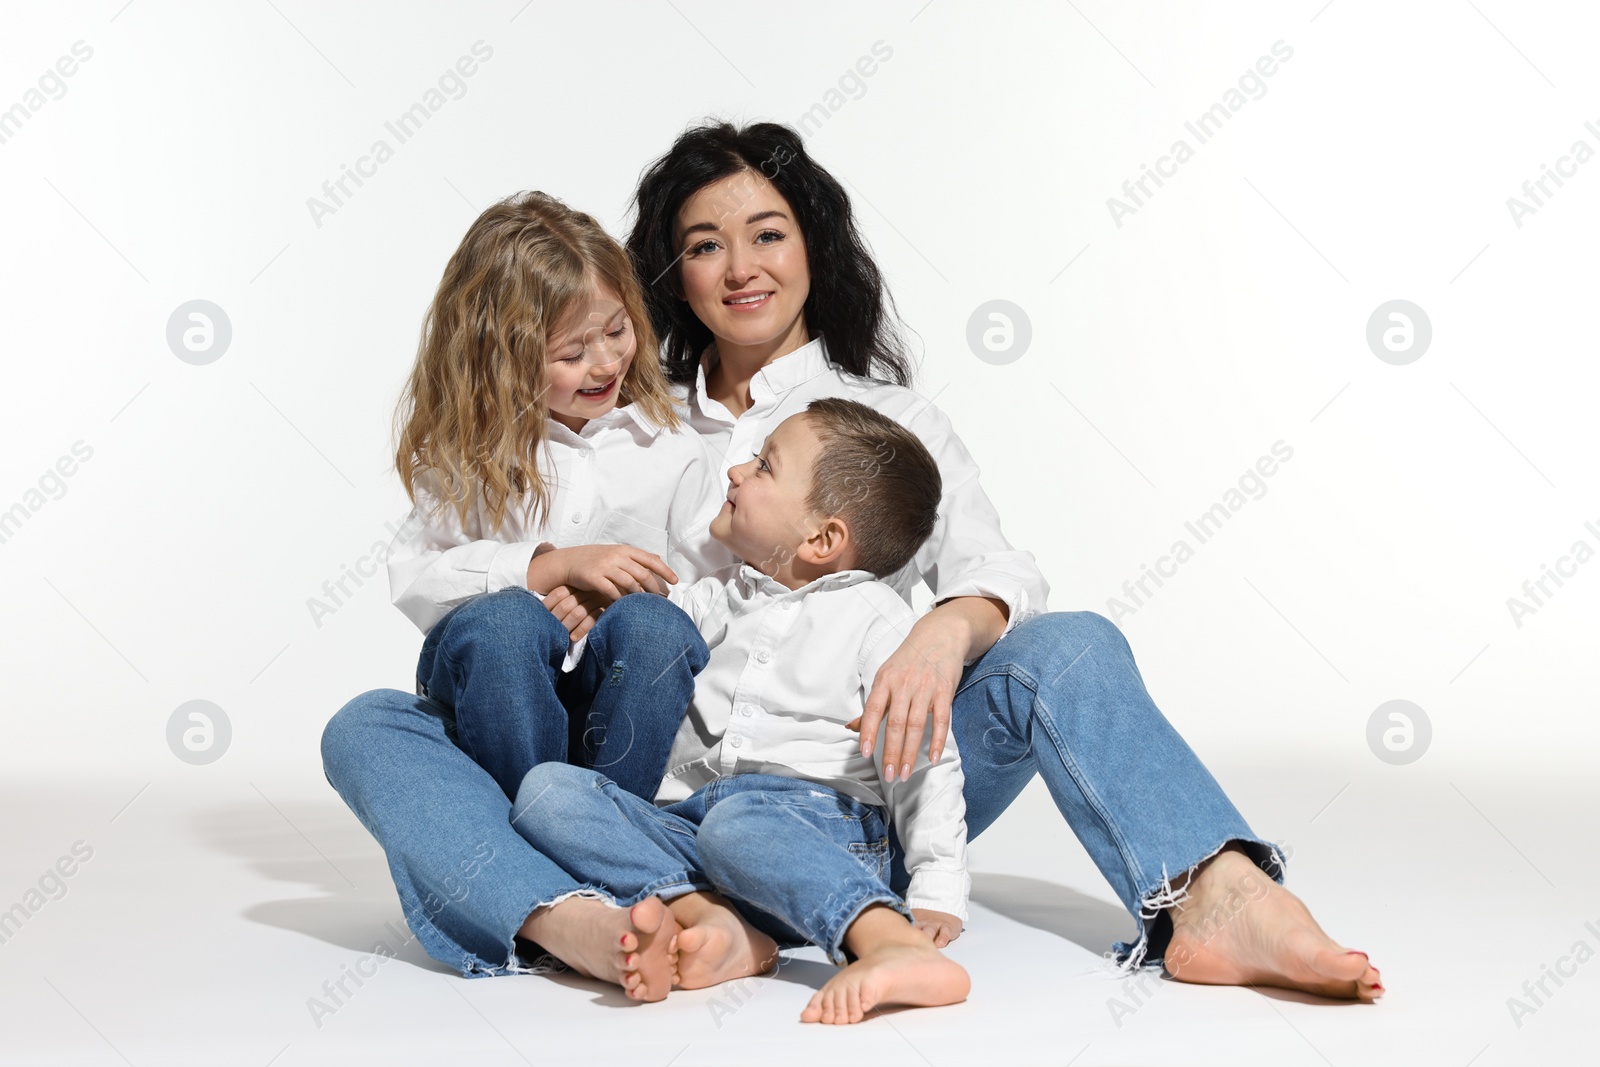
[1164,847,1383,1001]
[518,895,681,1002]
[667,891,780,989]
[801,905,970,1025]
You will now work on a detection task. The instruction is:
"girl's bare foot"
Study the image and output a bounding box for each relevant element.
[518,895,681,1002]
[667,891,780,989]
[1164,847,1383,1001]
[801,906,970,1025]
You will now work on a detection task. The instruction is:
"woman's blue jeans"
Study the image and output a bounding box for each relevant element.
[322,604,1282,976]
[510,764,912,966]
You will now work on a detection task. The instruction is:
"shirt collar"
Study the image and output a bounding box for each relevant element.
[545,400,670,447]
[692,335,835,425]
[734,562,879,600]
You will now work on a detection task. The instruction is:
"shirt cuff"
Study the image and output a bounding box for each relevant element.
[489,541,543,595]
[904,868,970,922]
[934,580,1032,650]
[561,633,588,674]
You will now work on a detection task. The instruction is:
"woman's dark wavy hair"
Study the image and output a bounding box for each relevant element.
[627,120,915,388]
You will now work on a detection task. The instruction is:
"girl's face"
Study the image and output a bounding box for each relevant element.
[675,171,811,358]
[544,282,636,433]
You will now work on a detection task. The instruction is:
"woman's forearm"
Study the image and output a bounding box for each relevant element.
[926,595,1009,664]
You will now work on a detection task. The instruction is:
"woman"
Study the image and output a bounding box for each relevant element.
[613,120,1380,1000]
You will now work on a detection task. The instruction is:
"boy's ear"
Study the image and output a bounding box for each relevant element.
[797,514,851,567]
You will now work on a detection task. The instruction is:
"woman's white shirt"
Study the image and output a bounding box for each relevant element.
[676,336,1049,645]
[387,402,737,634]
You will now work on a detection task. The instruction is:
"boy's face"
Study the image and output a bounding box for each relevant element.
[709,412,825,575]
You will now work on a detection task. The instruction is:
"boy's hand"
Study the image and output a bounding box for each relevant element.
[541,584,609,641]
[911,909,963,948]
[540,544,678,603]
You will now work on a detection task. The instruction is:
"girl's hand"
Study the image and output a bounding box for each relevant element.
[911,909,963,948]
[541,584,609,641]
[539,544,678,603]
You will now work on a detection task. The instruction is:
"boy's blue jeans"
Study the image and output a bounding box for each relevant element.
[510,764,912,966]
[322,599,1282,977]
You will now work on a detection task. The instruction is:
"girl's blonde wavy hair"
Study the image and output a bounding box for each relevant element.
[395,190,682,534]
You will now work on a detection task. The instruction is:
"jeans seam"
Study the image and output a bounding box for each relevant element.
[970,658,1153,904]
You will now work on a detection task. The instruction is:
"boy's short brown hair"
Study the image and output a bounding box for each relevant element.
[802,397,942,579]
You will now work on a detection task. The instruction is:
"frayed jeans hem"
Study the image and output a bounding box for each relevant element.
[1108,836,1288,973]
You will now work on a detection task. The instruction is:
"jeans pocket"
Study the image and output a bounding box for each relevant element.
[847,838,890,882]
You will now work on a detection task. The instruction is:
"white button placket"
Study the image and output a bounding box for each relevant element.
[568,445,594,529]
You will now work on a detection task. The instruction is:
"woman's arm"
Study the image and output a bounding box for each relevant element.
[844,388,1048,774]
[853,595,1007,781]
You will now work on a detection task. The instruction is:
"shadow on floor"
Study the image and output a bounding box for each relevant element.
[969,872,1134,957]
[189,798,452,973]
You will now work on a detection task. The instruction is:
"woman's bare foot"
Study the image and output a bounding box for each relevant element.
[1164,847,1383,1001]
[801,905,970,1025]
[667,891,780,989]
[518,895,681,1002]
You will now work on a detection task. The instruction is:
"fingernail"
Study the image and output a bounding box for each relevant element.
[901,763,910,780]
[883,764,895,782]
[1347,951,1368,960]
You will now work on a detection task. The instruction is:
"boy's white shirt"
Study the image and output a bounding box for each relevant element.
[652,564,971,922]
[386,402,737,635]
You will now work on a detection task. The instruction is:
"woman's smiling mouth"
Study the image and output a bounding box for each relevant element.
[723,291,772,311]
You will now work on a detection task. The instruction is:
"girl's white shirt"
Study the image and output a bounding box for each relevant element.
[387,401,737,635]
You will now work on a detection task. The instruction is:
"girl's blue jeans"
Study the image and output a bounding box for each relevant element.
[321,593,1283,977]
[510,764,912,966]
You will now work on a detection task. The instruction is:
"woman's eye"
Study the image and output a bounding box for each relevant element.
[689,239,720,256]
[755,229,784,244]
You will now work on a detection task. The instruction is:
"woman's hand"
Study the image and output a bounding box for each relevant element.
[527,544,678,602]
[848,597,1009,782]
[911,908,963,948]
[541,584,610,641]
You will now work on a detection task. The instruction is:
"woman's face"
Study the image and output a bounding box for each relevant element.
[675,171,811,358]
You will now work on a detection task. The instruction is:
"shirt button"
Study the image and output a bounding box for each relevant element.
[741,705,754,717]
[569,513,582,524]
[731,736,743,748]
[755,649,771,664]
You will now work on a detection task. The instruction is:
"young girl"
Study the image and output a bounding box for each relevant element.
[324,192,773,1000]
[386,189,737,802]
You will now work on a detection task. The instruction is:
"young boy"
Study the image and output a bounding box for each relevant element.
[511,397,971,1025]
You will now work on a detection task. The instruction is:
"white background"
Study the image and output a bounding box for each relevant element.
[1,3,1596,1064]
